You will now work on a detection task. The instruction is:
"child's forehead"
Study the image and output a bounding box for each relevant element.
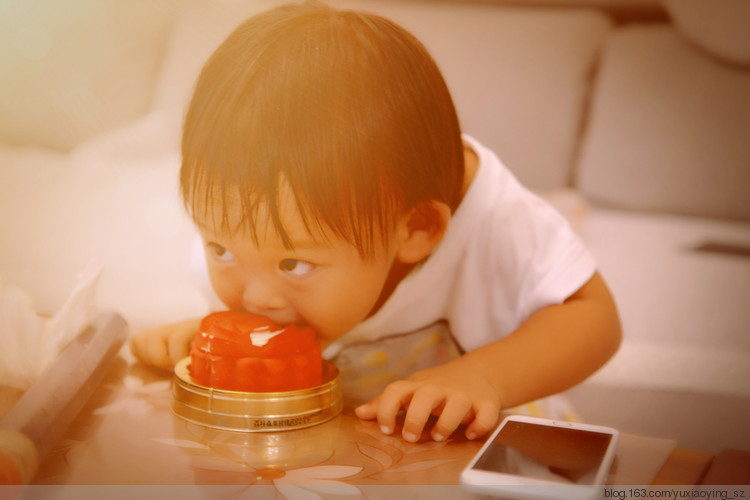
[191,181,332,248]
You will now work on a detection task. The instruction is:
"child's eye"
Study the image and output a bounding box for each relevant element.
[279,259,315,277]
[206,242,235,263]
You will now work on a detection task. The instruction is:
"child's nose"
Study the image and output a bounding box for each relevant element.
[241,278,287,315]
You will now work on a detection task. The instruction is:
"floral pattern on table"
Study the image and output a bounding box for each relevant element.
[32,353,479,488]
[156,403,479,488]
[28,351,676,492]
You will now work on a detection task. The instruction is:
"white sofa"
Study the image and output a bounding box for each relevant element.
[1,0,749,453]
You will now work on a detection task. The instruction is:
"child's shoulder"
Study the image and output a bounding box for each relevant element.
[455,136,579,246]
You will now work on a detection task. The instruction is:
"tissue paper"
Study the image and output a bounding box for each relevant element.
[0,265,101,391]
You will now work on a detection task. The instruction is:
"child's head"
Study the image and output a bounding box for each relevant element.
[180,1,464,339]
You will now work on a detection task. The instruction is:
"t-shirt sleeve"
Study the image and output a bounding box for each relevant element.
[490,175,597,323]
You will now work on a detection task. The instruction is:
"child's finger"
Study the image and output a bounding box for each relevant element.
[354,397,380,420]
[401,385,444,442]
[464,400,501,440]
[128,335,143,363]
[130,331,171,371]
[375,381,415,435]
[430,393,473,441]
[167,325,197,366]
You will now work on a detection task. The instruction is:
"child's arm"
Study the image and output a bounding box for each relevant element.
[355,271,621,442]
[129,318,201,371]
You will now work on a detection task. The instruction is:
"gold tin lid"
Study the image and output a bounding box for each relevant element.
[171,357,343,432]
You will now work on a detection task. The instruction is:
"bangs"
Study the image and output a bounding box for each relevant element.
[180,3,463,256]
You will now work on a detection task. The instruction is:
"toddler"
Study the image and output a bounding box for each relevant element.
[131,1,621,443]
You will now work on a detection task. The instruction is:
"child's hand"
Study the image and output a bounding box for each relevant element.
[354,358,501,443]
[129,318,201,371]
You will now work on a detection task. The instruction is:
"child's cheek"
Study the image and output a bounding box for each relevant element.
[207,268,244,310]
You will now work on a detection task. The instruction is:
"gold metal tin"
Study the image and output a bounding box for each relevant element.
[171,357,343,432]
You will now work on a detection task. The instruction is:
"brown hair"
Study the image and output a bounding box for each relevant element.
[181,1,464,257]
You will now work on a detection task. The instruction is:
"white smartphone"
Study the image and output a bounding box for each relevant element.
[460,415,618,500]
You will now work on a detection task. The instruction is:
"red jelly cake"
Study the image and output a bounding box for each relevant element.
[189,311,323,392]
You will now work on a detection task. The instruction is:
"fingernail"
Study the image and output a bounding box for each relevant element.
[403,432,418,442]
[380,425,392,435]
[433,432,445,442]
[466,432,477,440]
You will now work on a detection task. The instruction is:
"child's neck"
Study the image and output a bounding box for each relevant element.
[367,259,413,319]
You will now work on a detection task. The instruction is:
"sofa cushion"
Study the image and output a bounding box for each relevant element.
[333,1,612,191]
[663,0,750,67]
[0,0,179,151]
[576,26,750,221]
[582,207,750,398]
[0,144,208,334]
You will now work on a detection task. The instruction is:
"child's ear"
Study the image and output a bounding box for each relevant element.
[394,200,451,264]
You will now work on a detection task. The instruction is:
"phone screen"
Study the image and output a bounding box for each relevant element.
[471,420,614,485]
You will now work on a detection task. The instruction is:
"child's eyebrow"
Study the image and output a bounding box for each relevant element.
[283,233,332,252]
[194,218,331,252]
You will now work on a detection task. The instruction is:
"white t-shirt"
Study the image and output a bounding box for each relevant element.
[323,135,596,358]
